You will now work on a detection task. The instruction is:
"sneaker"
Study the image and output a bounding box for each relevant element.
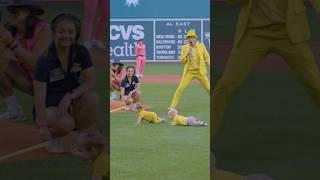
[0,110,25,121]
[92,40,105,49]
[110,92,118,100]
[46,138,65,153]
[203,122,208,127]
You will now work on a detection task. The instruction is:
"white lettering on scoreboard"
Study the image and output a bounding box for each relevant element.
[110,19,210,61]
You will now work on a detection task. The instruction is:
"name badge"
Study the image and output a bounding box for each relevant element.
[71,63,82,73]
[49,68,65,82]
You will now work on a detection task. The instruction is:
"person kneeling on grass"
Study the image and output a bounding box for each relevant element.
[33,13,98,152]
[167,108,207,127]
[110,59,125,100]
[120,66,141,111]
[71,129,109,180]
[135,103,165,124]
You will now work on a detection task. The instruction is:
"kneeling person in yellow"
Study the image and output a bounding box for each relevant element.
[136,103,165,124]
[169,30,210,108]
[71,129,109,180]
[168,108,207,126]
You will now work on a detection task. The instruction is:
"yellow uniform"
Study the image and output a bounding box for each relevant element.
[213,0,320,144]
[171,115,188,126]
[92,152,109,178]
[170,41,210,108]
[138,110,160,123]
[212,170,245,180]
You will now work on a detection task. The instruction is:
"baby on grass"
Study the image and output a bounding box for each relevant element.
[135,103,165,124]
[167,108,207,127]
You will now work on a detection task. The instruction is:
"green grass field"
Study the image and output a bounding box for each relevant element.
[0,69,107,180]
[111,63,210,180]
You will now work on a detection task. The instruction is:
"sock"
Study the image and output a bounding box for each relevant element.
[4,95,22,112]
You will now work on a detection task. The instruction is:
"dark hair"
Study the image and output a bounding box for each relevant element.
[50,13,81,41]
[126,66,135,71]
[5,15,40,39]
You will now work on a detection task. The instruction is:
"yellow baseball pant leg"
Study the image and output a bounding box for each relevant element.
[195,74,210,95]
[170,72,194,108]
[274,40,320,110]
[212,34,271,144]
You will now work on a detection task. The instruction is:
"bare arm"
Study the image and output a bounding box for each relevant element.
[120,87,125,101]
[114,70,126,82]
[0,25,51,68]
[71,67,96,99]
[136,117,142,124]
[33,80,48,127]
[131,82,140,94]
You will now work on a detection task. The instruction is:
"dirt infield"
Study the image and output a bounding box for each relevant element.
[0,122,74,162]
[140,74,209,84]
[0,48,109,163]
[214,41,320,70]
[109,74,207,112]
[110,100,151,113]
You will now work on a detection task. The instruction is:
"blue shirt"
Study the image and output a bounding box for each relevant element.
[120,75,139,96]
[34,43,93,106]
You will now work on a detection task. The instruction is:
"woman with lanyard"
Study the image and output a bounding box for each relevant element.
[33,13,98,152]
[0,0,50,121]
[120,66,141,110]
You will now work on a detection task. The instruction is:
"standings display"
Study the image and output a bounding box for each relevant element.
[110,19,210,61]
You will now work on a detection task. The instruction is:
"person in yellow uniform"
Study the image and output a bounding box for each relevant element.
[168,108,207,126]
[135,103,165,124]
[211,151,274,180]
[212,0,320,144]
[169,30,210,108]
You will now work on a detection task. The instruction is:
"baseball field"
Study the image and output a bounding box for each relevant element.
[213,1,320,180]
[110,63,210,180]
[0,48,107,180]
[0,2,109,179]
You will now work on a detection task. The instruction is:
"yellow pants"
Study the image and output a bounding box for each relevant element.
[212,27,320,144]
[170,71,210,108]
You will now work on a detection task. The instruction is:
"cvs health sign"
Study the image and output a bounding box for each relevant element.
[110,20,154,61]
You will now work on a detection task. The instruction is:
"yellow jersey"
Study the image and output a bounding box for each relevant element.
[92,152,109,177]
[171,115,188,126]
[138,110,159,123]
[212,170,245,180]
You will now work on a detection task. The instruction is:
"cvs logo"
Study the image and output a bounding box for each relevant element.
[110,25,144,41]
